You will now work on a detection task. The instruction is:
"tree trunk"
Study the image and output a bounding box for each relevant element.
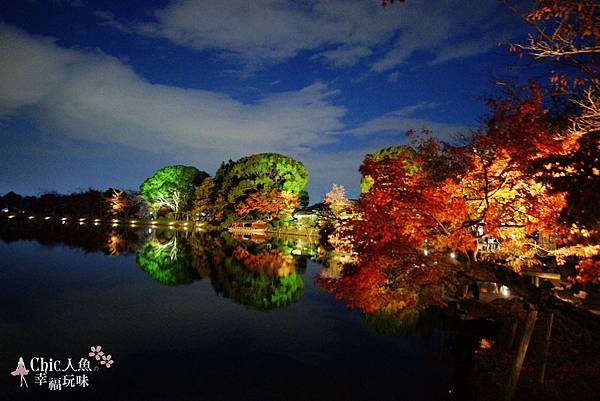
[504,308,538,401]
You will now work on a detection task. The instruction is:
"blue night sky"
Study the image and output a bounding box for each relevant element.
[0,0,531,201]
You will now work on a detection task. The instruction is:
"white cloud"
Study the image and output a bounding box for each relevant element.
[370,0,506,72]
[0,25,80,117]
[0,23,346,158]
[95,0,511,70]
[134,0,400,65]
[347,102,469,142]
[93,10,132,33]
[314,46,373,68]
[1,22,474,198]
[429,37,496,66]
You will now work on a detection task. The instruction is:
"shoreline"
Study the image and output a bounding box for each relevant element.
[0,214,320,237]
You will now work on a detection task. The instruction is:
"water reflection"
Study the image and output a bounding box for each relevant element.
[365,307,440,338]
[0,221,439,315]
[0,221,313,310]
[136,230,307,309]
[0,219,143,254]
[0,221,509,400]
[136,236,197,285]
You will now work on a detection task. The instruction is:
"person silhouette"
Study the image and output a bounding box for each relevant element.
[11,357,29,388]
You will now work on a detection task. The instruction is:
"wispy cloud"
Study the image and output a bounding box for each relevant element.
[312,46,373,68]
[0,23,346,159]
[93,10,133,33]
[347,102,469,142]
[370,0,508,72]
[94,0,513,71]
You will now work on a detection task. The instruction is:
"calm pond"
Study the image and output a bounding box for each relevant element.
[1,222,483,401]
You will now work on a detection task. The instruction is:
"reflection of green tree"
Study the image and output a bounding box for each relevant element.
[364,307,440,338]
[136,236,198,285]
[270,236,317,260]
[135,231,307,306]
[311,247,356,280]
[189,233,225,278]
[210,247,304,310]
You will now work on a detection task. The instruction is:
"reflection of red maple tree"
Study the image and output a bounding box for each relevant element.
[233,246,295,277]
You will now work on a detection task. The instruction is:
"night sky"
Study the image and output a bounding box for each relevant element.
[0,0,529,201]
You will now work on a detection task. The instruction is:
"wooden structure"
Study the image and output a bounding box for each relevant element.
[228,220,268,242]
[520,270,562,288]
[228,220,268,233]
[228,231,268,242]
[477,235,500,254]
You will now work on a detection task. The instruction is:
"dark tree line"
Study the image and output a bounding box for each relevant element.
[0,188,141,218]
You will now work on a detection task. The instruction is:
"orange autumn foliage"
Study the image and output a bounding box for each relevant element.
[318,0,599,313]
[319,87,597,313]
[234,189,298,220]
[233,246,296,277]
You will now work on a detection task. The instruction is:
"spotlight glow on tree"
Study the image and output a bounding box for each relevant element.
[140,165,209,218]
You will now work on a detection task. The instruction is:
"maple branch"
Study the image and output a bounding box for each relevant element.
[524,242,553,254]
[430,215,450,236]
[486,175,510,199]
[501,0,600,84]
[482,160,491,219]
[570,87,600,137]
[498,223,527,228]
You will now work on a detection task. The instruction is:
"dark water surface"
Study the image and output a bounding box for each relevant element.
[1,224,468,401]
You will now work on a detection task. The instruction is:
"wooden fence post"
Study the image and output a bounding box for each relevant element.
[538,312,554,385]
[504,307,538,401]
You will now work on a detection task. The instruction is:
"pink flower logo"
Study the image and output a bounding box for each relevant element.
[89,346,104,361]
[100,354,114,368]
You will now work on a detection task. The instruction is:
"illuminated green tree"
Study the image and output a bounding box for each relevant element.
[213,153,308,225]
[190,176,216,220]
[360,146,420,193]
[215,153,308,200]
[140,165,209,218]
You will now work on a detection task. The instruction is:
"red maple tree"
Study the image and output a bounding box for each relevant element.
[234,189,298,220]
